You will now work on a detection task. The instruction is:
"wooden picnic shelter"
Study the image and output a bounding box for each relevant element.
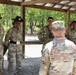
[0,0,76,58]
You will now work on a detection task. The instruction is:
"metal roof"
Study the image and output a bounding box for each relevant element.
[0,0,76,13]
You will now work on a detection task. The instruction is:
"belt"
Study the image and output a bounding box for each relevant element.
[10,41,20,44]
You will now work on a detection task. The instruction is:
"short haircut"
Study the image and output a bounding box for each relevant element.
[71,21,76,24]
[70,20,76,29]
[70,21,76,26]
[48,17,54,20]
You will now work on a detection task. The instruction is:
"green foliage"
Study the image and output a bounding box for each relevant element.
[0,4,76,34]
[25,8,67,32]
[0,4,20,33]
[70,13,76,22]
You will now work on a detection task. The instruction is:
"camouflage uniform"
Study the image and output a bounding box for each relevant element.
[38,26,54,52]
[5,27,22,75]
[66,28,76,75]
[0,24,4,75]
[38,26,54,44]
[66,28,76,44]
[39,38,76,75]
[39,21,76,75]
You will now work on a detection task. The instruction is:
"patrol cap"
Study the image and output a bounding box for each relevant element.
[12,16,23,22]
[52,21,65,29]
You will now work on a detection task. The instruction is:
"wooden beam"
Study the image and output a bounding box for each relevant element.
[70,11,76,14]
[66,10,70,28]
[70,0,76,1]
[60,1,71,9]
[0,0,21,6]
[21,0,61,5]
[21,0,76,5]
[68,4,76,10]
[24,4,76,13]
[43,3,47,6]
[52,0,62,8]
[21,0,25,58]
[24,5,67,12]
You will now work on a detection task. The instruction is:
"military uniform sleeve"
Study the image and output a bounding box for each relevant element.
[38,28,45,43]
[65,28,70,39]
[39,47,50,75]
[0,25,4,40]
[72,45,76,75]
[38,26,52,44]
[4,29,12,46]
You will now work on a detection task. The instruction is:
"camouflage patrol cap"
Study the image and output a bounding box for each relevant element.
[52,21,65,29]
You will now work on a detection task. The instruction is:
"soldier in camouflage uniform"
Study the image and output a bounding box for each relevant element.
[66,21,76,44]
[39,21,76,75]
[4,16,23,75]
[0,16,4,75]
[38,17,54,52]
[66,21,76,75]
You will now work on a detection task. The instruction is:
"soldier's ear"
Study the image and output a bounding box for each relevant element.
[64,28,66,34]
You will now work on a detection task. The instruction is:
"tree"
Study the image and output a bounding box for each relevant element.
[0,4,76,34]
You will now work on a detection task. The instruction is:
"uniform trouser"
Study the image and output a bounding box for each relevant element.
[0,44,3,75]
[41,44,45,55]
[39,44,47,75]
[8,44,22,75]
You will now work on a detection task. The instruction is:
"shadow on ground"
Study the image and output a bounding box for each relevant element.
[3,57,41,75]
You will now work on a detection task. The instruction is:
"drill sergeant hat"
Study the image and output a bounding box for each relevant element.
[12,16,23,22]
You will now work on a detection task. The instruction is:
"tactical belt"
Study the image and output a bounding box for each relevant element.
[10,41,20,44]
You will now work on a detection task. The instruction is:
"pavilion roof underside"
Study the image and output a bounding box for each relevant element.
[0,0,76,13]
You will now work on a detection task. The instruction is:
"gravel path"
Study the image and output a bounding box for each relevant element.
[3,57,41,75]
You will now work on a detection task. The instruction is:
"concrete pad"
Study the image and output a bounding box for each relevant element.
[3,58,41,75]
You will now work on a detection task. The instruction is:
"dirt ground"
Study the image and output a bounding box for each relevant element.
[3,57,41,75]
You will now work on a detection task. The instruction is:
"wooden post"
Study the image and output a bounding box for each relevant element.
[21,4,25,58]
[66,10,70,28]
